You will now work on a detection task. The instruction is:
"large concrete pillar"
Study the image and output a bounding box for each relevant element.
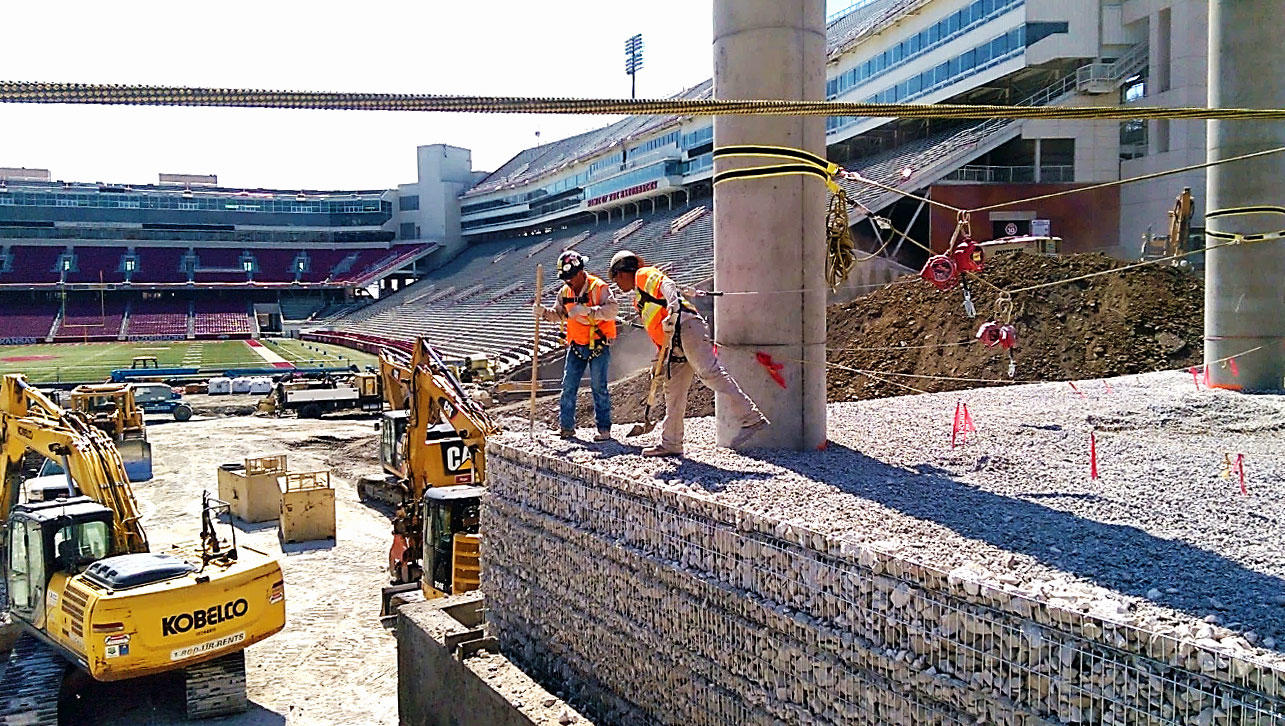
[712,0,827,449]
[1205,0,1285,391]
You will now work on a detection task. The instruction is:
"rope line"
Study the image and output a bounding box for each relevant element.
[10,81,1285,121]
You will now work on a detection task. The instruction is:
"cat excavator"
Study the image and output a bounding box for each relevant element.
[0,374,286,722]
[366,339,498,614]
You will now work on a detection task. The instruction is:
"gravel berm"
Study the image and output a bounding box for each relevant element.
[494,370,1285,664]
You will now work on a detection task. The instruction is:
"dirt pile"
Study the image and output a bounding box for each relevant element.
[511,251,1203,425]
[827,250,1203,401]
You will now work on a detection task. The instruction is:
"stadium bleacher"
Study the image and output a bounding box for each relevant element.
[193,299,252,338]
[318,202,714,370]
[0,244,435,288]
[53,298,126,341]
[127,298,190,340]
[0,299,59,342]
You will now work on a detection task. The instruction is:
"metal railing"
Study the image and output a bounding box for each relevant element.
[944,164,1075,183]
[1076,41,1149,92]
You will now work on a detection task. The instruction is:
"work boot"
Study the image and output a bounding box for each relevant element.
[729,416,770,449]
[641,445,681,457]
[558,428,575,439]
[593,428,613,442]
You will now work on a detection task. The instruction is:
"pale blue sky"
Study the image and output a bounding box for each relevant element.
[1,1,853,190]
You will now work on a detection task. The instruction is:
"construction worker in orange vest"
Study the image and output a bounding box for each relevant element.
[534,250,618,440]
[608,249,768,456]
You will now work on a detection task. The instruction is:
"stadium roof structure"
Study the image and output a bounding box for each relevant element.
[462,0,926,201]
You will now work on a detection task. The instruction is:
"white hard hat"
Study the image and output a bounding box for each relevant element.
[609,249,641,276]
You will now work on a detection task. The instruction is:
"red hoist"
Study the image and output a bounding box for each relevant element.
[920,215,985,318]
[976,292,1018,378]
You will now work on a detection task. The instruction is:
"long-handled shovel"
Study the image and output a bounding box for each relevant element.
[626,333,673,437]
[528,264,543,438]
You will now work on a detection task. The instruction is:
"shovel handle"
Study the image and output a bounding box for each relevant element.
[529,264,543,437]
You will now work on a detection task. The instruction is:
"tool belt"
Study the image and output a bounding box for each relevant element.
[569,328,609,362]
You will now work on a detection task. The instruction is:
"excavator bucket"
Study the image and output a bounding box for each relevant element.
[117,438,153,482]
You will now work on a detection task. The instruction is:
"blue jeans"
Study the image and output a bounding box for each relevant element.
[561,343,611,432]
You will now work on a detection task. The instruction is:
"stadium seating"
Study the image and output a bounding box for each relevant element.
[64,246,128,284]
[193,299,252,338]
[0,246,64,284]
[127,298,190,339]
[0,244,434,287]
[0,299,59,342]
[135,247,189,283]
[53,298,126,342]
[319,203,714,370]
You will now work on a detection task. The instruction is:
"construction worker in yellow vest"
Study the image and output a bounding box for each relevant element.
[608,250,768,456]
[534,250,618,440]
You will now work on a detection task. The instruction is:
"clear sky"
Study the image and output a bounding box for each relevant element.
[2,0,854,191]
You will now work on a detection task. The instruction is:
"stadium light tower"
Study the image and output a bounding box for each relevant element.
[624,33,644,99]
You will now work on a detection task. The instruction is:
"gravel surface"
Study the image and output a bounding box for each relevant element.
[495,370,1285,660]
[78,413,393,726]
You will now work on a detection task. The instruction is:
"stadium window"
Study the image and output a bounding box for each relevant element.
[970,0,984,22]
[893,43,904,63]
[399,222,417,239]
[929,24,940,43]
[984,0,995,15]
[947,12,959,35]
[935,62,950,84]
[124,258,136,272]
[992,35,1008,57]
[977,42,992,65]
[961,49,976,72]
[399,195,419,211]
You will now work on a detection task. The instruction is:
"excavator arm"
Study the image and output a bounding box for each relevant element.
[0,374,148,554]
[378,348,412,411]
[404,338,499,501]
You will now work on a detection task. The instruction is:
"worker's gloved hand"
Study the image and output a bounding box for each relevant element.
[661,312,679,336]
[533,303,550,320]
[566,304,592,323]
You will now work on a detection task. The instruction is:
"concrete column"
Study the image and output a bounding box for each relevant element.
[713,0,827,449]
[1205,0,1285,391]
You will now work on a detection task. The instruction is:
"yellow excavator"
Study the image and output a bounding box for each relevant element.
[365,339,498,613]
[1,374,286,722]
[65,383,153,482]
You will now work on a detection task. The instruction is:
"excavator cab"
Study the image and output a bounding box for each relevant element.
[6,496,114,625]
[421,486,482,599]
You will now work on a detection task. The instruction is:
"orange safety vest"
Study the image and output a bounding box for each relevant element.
[633,266,695,348]
[560,274,617,346]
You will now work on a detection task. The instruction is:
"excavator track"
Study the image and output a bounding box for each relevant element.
[184,649,248,719]
[0,634,66,726]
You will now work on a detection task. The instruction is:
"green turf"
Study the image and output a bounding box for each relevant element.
[0,339,376,384]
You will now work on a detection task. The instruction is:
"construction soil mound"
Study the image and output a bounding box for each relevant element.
[518,251,1203,426]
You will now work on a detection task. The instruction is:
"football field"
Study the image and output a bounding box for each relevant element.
[0,338,377,384]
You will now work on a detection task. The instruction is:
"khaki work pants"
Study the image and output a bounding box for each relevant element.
[660,314,760,452]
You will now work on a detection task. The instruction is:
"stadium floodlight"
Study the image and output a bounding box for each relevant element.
[625,33,644,99]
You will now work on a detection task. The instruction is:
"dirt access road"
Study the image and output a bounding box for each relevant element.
[81,412,393,726]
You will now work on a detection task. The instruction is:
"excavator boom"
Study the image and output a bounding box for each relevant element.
[1,375,147,553]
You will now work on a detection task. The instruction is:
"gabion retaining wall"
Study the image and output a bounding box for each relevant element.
[483,442,1285,725]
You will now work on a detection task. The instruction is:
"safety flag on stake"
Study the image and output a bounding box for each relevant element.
[1068,381,1086,398]
[1089,431,1099,480]
[1102,380,1114,394]
[1222,453,1248,495]
[1202,364,1211,388]
[951,401,976,448]
[1229,357,1240,377]
[1189,366,1203,390]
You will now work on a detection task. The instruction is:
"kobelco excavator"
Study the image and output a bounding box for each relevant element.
[365,339,498,612]
[0,374,286,722]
